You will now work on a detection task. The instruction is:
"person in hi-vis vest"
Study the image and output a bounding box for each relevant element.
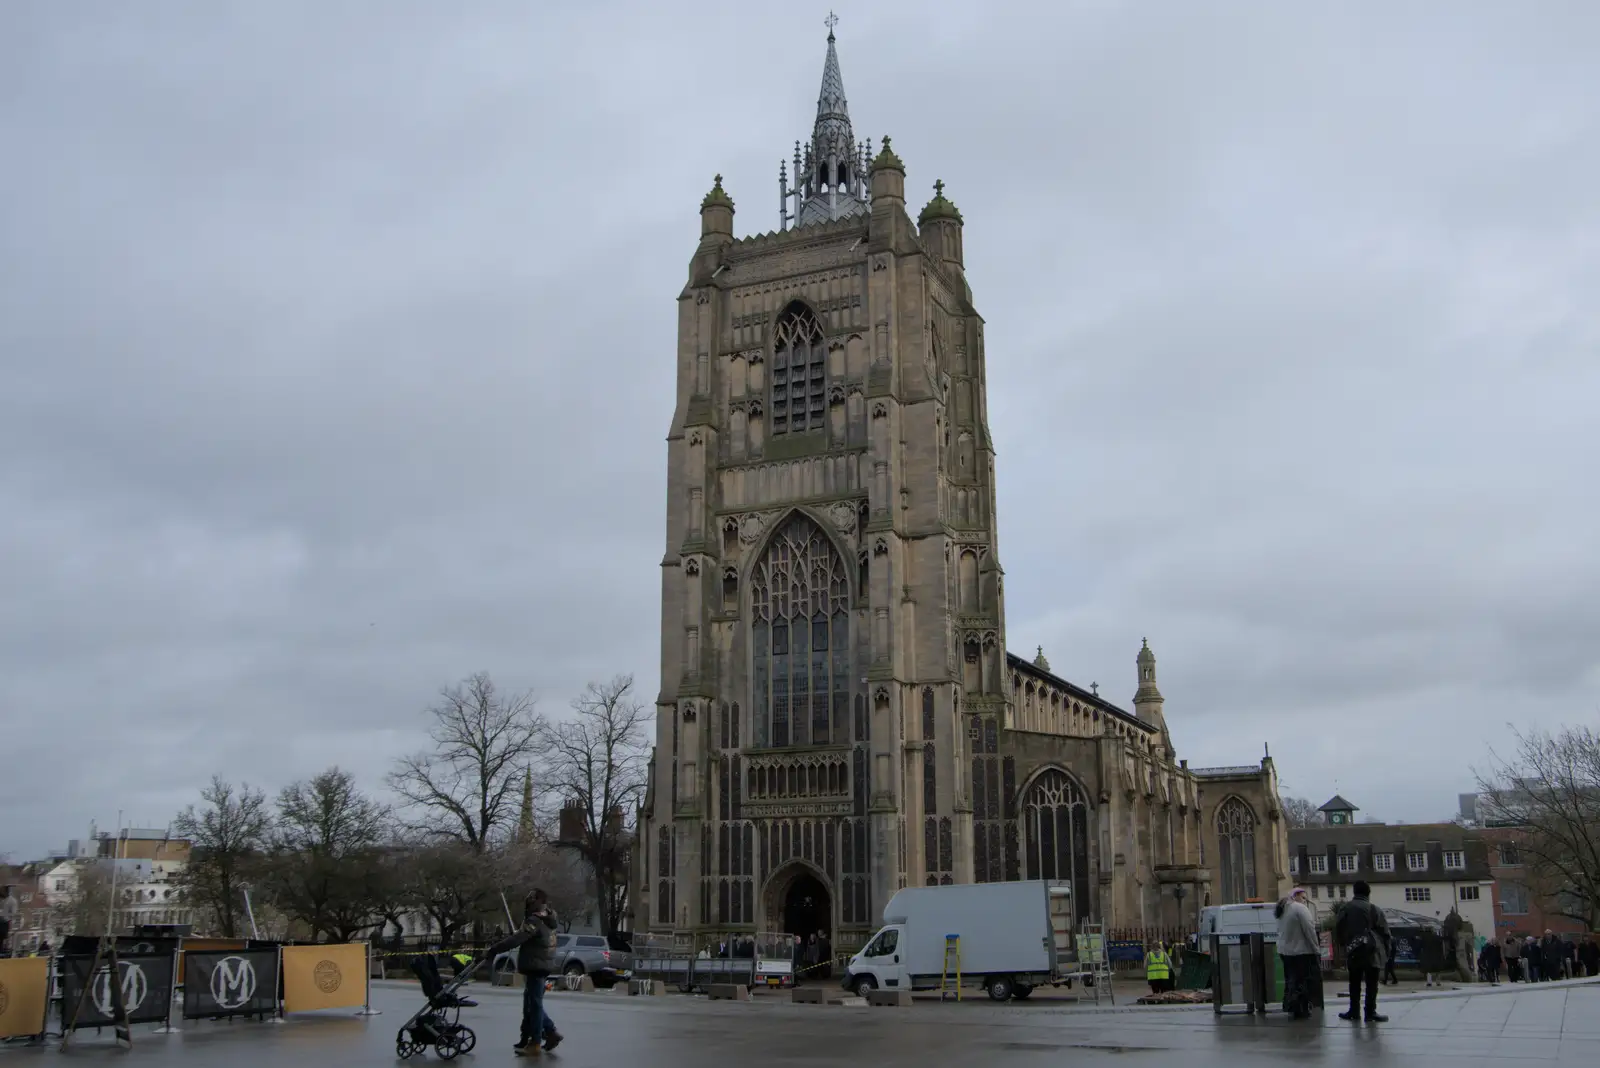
[1145,941,1174,994]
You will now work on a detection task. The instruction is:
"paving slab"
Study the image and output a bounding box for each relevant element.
[3,977,1594,1066]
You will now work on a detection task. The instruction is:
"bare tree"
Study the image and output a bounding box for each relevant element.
[263,767,390,941]
[172,776,273,937]
[1279,796,1321,830]
[388,673,545,853]
[54,864,115,937]
[539,674,651,937]
[496,838,589,934]
[403,842,498,950]
[1476,724,1600,928]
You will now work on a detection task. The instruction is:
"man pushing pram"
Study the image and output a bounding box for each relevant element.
[486,888,566,1058]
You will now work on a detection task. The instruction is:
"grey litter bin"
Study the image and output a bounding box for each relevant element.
[1212,932,1269,1015]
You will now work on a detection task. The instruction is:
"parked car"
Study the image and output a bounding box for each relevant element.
[494,932,633,987]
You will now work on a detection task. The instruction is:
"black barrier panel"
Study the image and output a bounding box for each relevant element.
[60,935,181,959]
[59,953,176,1029]
[182,949,280,1020]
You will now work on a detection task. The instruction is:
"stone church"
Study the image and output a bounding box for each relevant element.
[636,25,1288,950]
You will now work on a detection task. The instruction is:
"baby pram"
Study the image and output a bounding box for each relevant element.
[395,954,482,1060]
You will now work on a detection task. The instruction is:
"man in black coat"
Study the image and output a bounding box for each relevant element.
[1540,931,1564,981]
[1334,881,1391,1023]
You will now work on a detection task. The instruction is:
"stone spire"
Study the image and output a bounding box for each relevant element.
[1133,638,1169,749]
[1033,645,1051,672]
[780,15,871,229]
[516,767,534,845]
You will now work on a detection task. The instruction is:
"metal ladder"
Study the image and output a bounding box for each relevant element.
[1078,923,1114,1006]
[940,934,962,1001]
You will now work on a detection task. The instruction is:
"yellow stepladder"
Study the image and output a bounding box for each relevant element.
[941,934,962,1001]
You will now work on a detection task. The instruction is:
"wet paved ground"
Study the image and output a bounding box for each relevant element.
[11,978,1598,1065]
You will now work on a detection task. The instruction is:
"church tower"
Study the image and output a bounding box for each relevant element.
[640,19,1007,948]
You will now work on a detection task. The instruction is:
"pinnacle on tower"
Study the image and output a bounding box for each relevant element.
[918,178,963,225]
[701,173,734,212]
[871,134,904,173]
[1033,645,1051,672]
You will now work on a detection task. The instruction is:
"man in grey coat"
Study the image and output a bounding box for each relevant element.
[1275,887,1321,1019]
[488,889,564,1057]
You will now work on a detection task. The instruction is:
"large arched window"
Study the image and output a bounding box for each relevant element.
[751,513,851,748]
[770,303,826,435]
[1216,797,1258,903]
[1021,769,1092,923]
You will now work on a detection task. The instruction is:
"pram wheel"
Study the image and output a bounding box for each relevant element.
[436,1030,464,1060]
[454,1027,476,1054]
[396,1032,423,1059]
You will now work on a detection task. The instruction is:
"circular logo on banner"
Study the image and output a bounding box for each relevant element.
[313,960,342,994]
[92,961,148,1017]
[0,978,11,1017]
[210,956,258,1010]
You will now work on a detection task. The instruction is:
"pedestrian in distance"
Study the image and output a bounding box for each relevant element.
[487,889,565,1057]
[0,885,17,958]
[1540,930,1563,982]
[1580,935,1600,979]
[1418,926,1445,988]
[1276,887,1321,1019]
[1334,880,1391,1023]
[1479,937,1502,986]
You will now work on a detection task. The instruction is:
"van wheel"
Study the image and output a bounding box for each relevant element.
[988,976,1014,1002]
[853,976,877,997]
[564,962,585,977]
[1012,984,1034,999]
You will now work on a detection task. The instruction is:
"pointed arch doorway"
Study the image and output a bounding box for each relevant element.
[764,863,833,940]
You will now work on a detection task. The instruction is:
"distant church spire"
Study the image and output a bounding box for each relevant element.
[516,767,534,844]
[780,15,871,229]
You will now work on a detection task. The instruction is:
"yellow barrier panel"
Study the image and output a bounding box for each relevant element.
[0,957,51,1039]
[282,944,368,1014]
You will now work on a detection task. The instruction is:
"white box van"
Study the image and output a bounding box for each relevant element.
[842,880,1075,1001]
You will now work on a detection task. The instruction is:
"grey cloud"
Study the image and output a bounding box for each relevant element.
[2,2,1596,856]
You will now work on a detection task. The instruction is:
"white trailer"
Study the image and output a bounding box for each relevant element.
[841,881,1075,1001]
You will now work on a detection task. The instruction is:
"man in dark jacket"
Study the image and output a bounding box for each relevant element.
[1334,881,1391,1023]
[488,889,564,1057]
[1540,931,1564,981]
[1580,935,1600,979]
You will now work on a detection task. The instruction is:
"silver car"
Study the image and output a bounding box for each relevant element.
[495,933,633,987]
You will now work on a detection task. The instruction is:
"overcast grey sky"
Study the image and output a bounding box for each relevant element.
[3,2,1596,860]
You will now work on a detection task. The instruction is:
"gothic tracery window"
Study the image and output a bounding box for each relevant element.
[1216,797,1259,904]
[1021,769,1091,924]
[770,303,826,435]
[751,513,852,748]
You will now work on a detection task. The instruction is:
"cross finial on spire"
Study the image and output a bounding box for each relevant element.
[934,179,945,198]
[825,11,839,38]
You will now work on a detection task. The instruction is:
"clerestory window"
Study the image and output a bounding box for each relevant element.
[770,302,827,435]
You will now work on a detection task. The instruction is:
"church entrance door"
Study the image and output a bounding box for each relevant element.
[783,873,830,940]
